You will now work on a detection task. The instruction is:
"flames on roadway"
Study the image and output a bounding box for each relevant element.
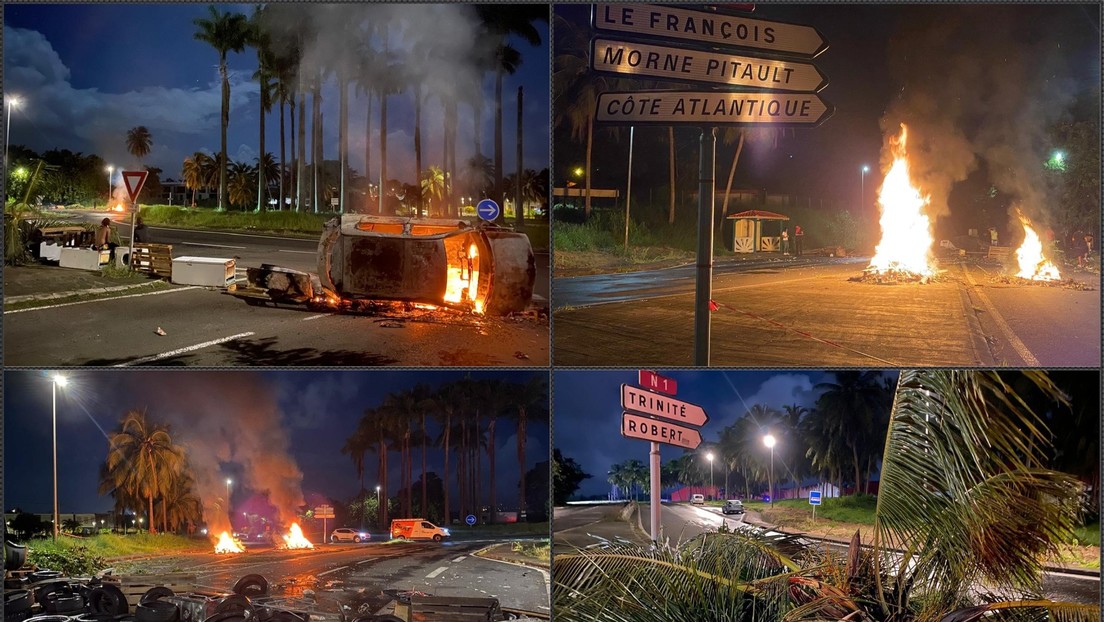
[213,523,314,554]
[866,124,1063,283]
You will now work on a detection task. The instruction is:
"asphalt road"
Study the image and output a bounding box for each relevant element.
[553,256,1099,366]
[120,539,549,616]
[5,213,549,366]
[562,502,1100,606]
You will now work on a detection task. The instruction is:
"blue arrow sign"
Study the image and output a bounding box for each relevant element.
[465,514,477,526]
[476,199,500,221]
[761,494,771,503]
[809,491,822,506]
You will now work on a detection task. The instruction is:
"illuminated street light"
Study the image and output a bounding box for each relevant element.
[107,166,114,203]
[51,374,67,543]
[763,434,776,508]
[860,165,870,217]
[6,96,21,170]
[226,478,232,508]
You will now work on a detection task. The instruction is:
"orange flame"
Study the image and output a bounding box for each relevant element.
[868,125,936,276]
[1015,216,1060,281]
[114,204,125,212]
[282,522,314,550]
[214,531,244,554]
[443,242,484,313]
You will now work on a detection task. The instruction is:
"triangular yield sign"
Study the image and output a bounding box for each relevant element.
[122,170,149,203]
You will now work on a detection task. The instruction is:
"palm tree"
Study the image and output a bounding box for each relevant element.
[474,5,547,211]
[342,419,372,493]
[227,160,256,209]
[421,166,447,215]
[508,376,547,519]
[249,7,276,212]
[463,155,494,202]
[193,5,250,211]
[815,371,890,494]
[159,468,202,534]
[434,381,468,525]
[103,410,184,534]
[126,126,153,163]
[181,153,206,207]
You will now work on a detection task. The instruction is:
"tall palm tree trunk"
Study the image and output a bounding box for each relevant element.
[668,127,676,224]
[517,407,527,518]
[721,130,746,223]
[473,414,481,518]
[494,69,504,208]
[446,100,457,216]
[421,413,428,518]
[442,414,451,524]
[378,438,388,527]
[414,85,423,216]
[487,417,497,522]
[584,110,593,218]
[297,91,306,211]
[380,92,388,214]
[256,76,267,213]
[219,54,230,211]
[339,77,348,214]
[312,75,322,214]
[364,93,372,214]
[278,97,286,211]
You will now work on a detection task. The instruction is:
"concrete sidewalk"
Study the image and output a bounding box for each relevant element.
[4,264,167,303]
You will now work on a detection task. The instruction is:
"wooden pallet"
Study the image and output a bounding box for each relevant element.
[131,243,174,278]
[101,573,196,604]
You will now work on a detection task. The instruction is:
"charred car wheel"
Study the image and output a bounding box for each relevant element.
[135,600,180,622]
[231,575,268,598]
[89,585,129,616]
[139,588,174,605]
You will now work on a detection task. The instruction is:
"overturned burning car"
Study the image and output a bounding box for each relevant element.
[242,215,536,316]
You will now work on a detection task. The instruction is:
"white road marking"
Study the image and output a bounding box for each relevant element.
[425,566,449,579]
[318,566,348,577]
[113,332,255,367]
[182,242,247,249]
[452,556,467,563]
[278,249,316,254]
[302,314,330,321]
[5,286,200,314]
[960,266,1040,365]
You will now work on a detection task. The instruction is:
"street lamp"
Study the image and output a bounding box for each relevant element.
[138,517,144,533]
[106,166,114,204]
[51,374,67,543]
[6,96,20,170]
[763,434,776,508]
[860,165,869,217]
[706,452,714,500]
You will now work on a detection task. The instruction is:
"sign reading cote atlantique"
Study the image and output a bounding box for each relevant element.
[596,90,832,126]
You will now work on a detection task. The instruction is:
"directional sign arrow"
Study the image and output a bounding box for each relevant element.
[621,384,708,426]
[622,412,702,450]
[591,38,828,92]
[596,90,833,127]
[593,4,828,58]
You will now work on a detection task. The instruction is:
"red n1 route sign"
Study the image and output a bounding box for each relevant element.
[121,170,149,203]
[621,384,708,427]
[639,370,677,396]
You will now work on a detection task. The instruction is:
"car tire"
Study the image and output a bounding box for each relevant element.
[135,601,180,622]
[89,585,129,616]
[231,575,268,598]
[140,587,175,605]
[5,590,31,614]
[73,614,115,622]
[46,593,84,614]
[353,536,361,544]
[213,594,253,618]
[432,535,442,543]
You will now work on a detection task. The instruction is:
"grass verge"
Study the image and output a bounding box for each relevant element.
[140,205,330,236]
[25,533,208,575]
[511,540,551,563]
[4,279,173,311]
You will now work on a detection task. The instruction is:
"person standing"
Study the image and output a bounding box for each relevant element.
[794,225,804,256]
[781,228,790,255]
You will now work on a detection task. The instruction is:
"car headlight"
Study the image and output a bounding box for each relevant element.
[359,533,367,539]
[442,529,450,536]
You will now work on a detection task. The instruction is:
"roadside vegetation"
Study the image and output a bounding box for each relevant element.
[25,533,206,576]
[510,539,551,563]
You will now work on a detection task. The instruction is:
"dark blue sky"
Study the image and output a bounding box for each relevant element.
[553,369,897,498]
[4,3,551,183]
[3,370,549,515]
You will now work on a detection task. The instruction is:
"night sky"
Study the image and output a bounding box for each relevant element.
[3,370,549,515]
[4,3,551,184]
[554,3,1099,238]
[553,369,896,498]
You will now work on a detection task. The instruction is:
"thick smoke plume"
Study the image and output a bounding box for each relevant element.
[120,373,304,535]
[879,5,1092,233]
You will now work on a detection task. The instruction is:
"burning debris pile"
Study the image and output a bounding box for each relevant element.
[281,523,315,550]
[1014,214,1060,281]
[215,532,245,554]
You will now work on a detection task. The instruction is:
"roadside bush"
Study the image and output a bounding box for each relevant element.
[28,544,106,576]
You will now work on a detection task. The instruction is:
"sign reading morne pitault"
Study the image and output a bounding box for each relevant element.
[597,90,832,126]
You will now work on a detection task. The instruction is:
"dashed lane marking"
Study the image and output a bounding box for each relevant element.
[425,566,449,579]
[5,286,200,314]
[318,566,348,577]
[113,332,255,367]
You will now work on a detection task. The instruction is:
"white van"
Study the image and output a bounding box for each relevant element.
[690,494,705,505]
[390,518,451,542]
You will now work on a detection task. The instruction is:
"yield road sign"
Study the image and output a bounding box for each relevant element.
[121,170,148,203]
[476,199,500,221]
[465,514,476,526]
[593,4,828,58]
[809,491,822,506]
[596,90,833,127]
[621,384,707,426]
[638,370,677,396]
[622,412,702,449]
[591,38,828,92]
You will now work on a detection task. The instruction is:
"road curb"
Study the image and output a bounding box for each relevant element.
[5,280,165,305]
[472,543,549,571]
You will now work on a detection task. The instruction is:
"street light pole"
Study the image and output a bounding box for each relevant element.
[5,97,20,171]
[107,166,114,205]
[860,165,869,217]
[706,452,714,501]
[763,434,776,508]
[51,374,67,543]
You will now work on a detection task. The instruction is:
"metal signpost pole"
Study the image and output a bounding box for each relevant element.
[129,200,138,268]
[694,128,716,366]
[624,126,634,253]
[650,441,660,544]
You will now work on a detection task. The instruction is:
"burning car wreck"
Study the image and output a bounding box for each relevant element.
[237,216,536,316]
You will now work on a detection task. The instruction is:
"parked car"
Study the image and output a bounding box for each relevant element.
[331,527,370,543]
[690,494,705,505]
[390,518,450,542]
[722,500,745,515]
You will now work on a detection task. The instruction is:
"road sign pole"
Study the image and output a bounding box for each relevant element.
[624,125,634,253]
[128,200,138,268]
[650,441,661,545]
[694,128,716,366]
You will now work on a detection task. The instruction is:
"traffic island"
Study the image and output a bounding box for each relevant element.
[474,541,550,571]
